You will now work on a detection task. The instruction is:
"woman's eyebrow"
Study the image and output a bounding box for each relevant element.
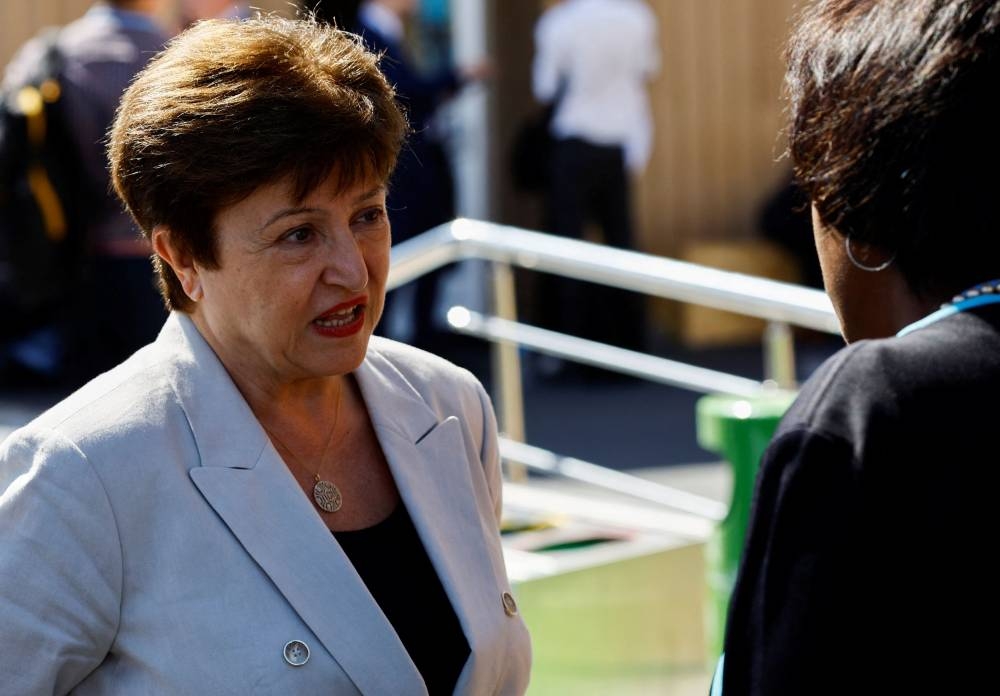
[354,186,386,203]
[257,187,386,232]
[258,206,322,231]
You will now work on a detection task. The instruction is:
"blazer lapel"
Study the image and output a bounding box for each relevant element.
[162,315,425,696]
[356,350,507,689]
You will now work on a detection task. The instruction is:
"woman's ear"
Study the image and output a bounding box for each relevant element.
[152,225,203,302]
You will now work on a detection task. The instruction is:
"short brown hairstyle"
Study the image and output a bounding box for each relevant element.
[787,0,1000,300]
[109,15,408,311]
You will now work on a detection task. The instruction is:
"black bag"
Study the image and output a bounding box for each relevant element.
[510,103,556,194]
[0,29,90,342]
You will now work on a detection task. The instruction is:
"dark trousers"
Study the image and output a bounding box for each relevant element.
[540,137,644,350]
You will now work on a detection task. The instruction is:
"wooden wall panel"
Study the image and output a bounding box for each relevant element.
[489,0,803,335]
[637,0,801,258]
[495,0,800,254]
[1,1,91,67]
[0,4,31,67]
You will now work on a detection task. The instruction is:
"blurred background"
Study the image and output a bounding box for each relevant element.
[2,0,814,337]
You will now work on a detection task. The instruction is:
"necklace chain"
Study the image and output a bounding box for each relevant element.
[262,386,345,513]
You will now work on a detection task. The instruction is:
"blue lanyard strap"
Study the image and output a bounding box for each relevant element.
[897,281,1000,336]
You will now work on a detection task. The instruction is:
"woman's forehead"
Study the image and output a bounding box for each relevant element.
[219,174,387,224]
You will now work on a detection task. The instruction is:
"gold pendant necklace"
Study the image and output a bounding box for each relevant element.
[263,386,345,514]
[312,476,343,513]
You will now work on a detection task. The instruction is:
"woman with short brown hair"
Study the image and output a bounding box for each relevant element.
[0,16,531,695]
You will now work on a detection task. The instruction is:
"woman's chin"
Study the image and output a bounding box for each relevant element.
[304,342,370,379]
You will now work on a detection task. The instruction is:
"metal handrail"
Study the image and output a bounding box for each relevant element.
[447,308,766,398]
[500,438,727,522]
[389,218,839,520]
[389,218,839,333]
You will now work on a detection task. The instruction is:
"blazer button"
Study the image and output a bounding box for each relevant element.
[283,640,311,666]
[501,591,518,617]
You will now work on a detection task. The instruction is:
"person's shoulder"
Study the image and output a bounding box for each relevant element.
[638,0,657,17]
[23,341,180,453]
[0,345,184,506]
[776,339,892,437]
[56,9,166,65]
[539,1,571,20]
[535,2,570,42]
[1,30,58,88]
[364,337,493,426]
[613,0,658,37]
[780,319,983,438]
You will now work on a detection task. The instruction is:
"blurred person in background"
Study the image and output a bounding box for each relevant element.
[717,1,1000,694]
[354,0,490,354]
[531,0,659,369]
[758,171,822,290]
[0,16,530,694]
[174,0,251,23]
[1,0,169,385]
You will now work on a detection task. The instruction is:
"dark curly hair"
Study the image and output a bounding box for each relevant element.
[787,0,1000,300]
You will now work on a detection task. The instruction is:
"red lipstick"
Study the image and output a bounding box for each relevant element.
[312,296,367,338]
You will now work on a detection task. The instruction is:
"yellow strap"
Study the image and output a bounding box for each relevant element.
[27,165,67,242]
[15,83,69,241]
[16,86,46,145]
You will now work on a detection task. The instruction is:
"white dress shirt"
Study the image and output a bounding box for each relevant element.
[532,0,660,172]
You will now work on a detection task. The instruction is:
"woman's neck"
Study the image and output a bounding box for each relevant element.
[840,267,939,343]
[188,309,347,429]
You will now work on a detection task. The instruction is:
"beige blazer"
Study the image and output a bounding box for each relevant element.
[0,313,531,695]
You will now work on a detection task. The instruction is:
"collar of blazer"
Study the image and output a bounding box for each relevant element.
[158,314,504,695]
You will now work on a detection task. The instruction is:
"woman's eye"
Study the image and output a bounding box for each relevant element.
[284,226,313,243]
[357,207,385,225]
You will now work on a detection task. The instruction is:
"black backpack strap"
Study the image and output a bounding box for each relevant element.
[10,28,68,242]
[0,25,87,341]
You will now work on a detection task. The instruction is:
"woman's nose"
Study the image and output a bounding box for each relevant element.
[320,231,368,291]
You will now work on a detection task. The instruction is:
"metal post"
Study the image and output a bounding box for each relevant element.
[763,321,797,390]
[489,261,528,482]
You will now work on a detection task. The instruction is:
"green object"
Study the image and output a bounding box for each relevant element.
[696,390,795,661]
